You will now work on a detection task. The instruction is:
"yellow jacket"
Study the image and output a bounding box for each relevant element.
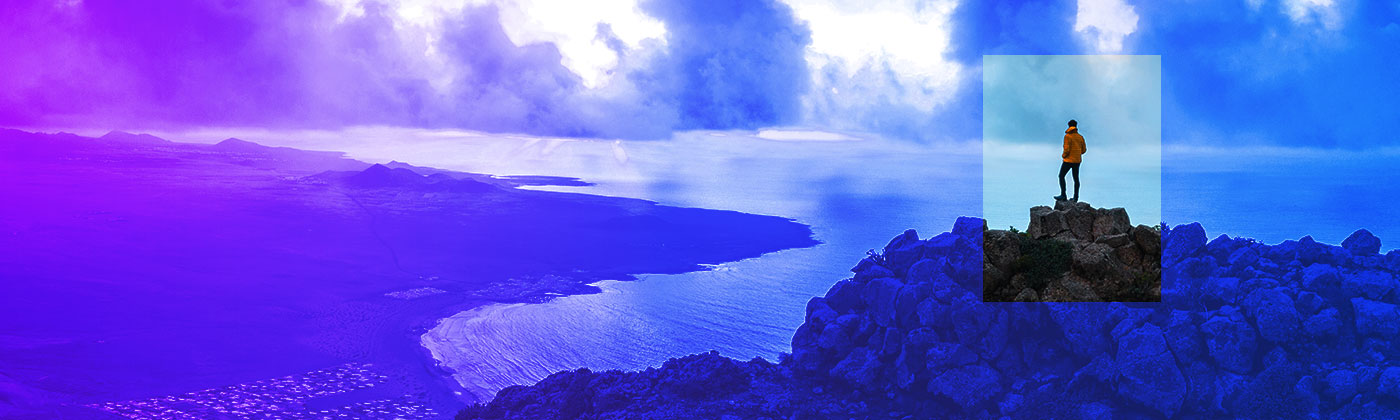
[1062,127,1086,163]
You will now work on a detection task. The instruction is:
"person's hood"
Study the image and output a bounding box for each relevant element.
[1066,126,1078,134]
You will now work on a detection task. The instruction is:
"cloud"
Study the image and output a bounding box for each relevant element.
[782,0,969,142]
[1127,0,1400,148]
[0,0,811,139]
[1283,0,1342,30]
[1073,0,1139,53]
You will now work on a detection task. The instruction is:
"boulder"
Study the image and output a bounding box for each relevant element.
[829,348,882,389]
[1014,288,1038,302]
[952,216,985,239]
[1091,207,1132,239]
[1341,269,1396,301]
[1165,222,1208,262]
[1132,225,1162,259]
[1351,298,1400,336]
[1201,306,1258,374]
[1378,367,1400,400]
[1114,323,1187,418]
[927,364,1001,409]
[1323,369,1358,403]
[924,342,979,370]
[1303,308,1341,337]
[983,230,1021,271]
[1095,233,1131,248]
[823,280,864,313]
[1042,275,1102,302]
[1064,205,1096,241]
[1243,288,1301,343]
[1028,206,1066,239]
[883,229,924,273]
[1070,242,1117,280]
[863,277,904,327]
[805,297,838,326]
[1300,264,1340,293]
[1342,229,1381,256]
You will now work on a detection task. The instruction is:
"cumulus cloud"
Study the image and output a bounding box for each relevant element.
[783,0,968,142]
[1073,0,1138,53]
[1283,0,1343,30]
[0,0,810,139]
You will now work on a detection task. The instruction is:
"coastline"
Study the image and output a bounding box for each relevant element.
[0,128,819,418]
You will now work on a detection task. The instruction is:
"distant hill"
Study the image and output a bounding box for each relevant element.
[99,131,170,145]
[309,164,498,193]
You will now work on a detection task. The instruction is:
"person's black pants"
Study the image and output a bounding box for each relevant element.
[1058,161,1081,199]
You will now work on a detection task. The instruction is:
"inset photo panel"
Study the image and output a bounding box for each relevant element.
[982,55,1162,303]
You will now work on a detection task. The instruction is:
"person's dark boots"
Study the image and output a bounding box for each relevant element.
[1070,196,1078,202]
[1053,194,1068,201]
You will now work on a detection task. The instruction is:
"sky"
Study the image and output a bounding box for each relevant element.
[1,0,1398,147]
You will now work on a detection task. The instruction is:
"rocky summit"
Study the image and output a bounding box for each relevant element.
[459,217,1400,420]
[984,200,1162,302]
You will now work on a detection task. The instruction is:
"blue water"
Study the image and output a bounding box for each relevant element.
[181,128,1399,402]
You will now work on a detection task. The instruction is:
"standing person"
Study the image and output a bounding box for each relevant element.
[1054,119,1086,202]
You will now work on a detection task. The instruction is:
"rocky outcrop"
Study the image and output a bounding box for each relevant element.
[984,200,1161,302]
[460,218,1400,420]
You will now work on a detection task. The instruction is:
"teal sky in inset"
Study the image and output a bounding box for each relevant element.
[984,55,1161,148]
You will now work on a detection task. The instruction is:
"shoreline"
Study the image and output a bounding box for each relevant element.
[0,128,820,419]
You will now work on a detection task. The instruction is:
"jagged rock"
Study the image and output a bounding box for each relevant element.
[805,298,838,326]
[1296,291,1325,316]
[1091,207,1132,239]
[1028,206,1066,239]
[1132,225,1162,257]
[1063,204,1095,241]
[883,229,924,274]
[1343,229,1382,256]
[1304,308,1341,337]
[823,280,864,313]
[983,230,1021,270]
[863,277,903,327]
[1201,306,1257,374]
[924,342,978,370]
[1014,288,1038,302]
[1042,275,1102,302]
[952,216,985,239]
[1114,323,1187,418]
[1095,233,1131,248]
[1301,264,1341,292]
[1378,367,1400,399]
[1243,287,1301,343]
[927,364,1001,409]
[1166,222,1208,262]
[830,348,882,389]
[1351,298,1400,336]
[1342,270,1396,301]
[1070,242,1116,280]
[1323,369,1358,403]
